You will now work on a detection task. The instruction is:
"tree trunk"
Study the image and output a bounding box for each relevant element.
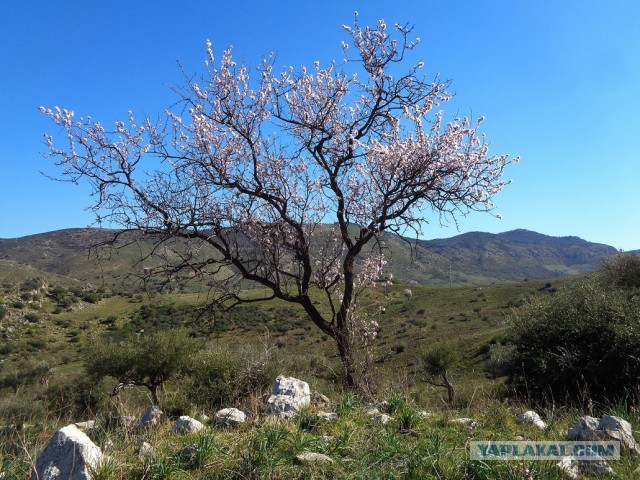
[444,373,456,406]
[335,328,368,397]
[149,384,160,405]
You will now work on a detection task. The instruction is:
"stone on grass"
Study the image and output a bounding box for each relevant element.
[311,391,331,408]
[31,424,104,480]
[214,408,246,426]
[557,457,580,480]
[172,415,205,434]
[316,412,338,423]
[295,452,334,465]
[365,407,380,416]
[452,417,478,428]
[306,412,338,429]
[265,375,311,418]
[139,406,164,428]
[137,442,154,459]
[371,414,393,425]
[180,443,199,460]
[516,410,546,430]
[557,456,615,479]
[568,415,640,456]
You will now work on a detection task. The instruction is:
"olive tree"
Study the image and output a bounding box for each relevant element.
[86,331,195,405]
[41,16,516,394]
[418,341,459,405]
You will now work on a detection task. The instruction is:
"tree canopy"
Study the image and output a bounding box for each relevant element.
[42,16,517,393]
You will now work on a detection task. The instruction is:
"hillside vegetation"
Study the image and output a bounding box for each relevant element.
[0,228,619,290]
[0,232,638,478]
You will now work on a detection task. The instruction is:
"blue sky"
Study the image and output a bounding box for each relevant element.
[1,1,638,250]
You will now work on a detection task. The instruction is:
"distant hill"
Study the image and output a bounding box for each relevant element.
[0,227,624,288]
[409,229,619,284]
[0,229,145,289]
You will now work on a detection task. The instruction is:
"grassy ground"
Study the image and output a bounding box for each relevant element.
[1,391,639,479]
[3,274,639,478]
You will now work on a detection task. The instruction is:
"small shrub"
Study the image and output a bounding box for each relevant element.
[20,279,40,292]
[409,318,427,328]
[27,339,46,350]
[100,316,117,326]
[507,279,640,404]
[393,342,407,354]
[185,343,280,410]
[82,292,101,304]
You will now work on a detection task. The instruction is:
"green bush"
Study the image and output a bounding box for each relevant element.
[417,341,459,405]
[185,347,241,409]
[599,253,640,289]
[43,375,107,419]
[85,330,197,405]
[507,280,640,404]
[185,344,280,409]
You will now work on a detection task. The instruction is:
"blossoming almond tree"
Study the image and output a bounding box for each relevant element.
[41,17,517,394]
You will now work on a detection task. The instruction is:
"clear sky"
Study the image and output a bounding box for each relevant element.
[1,1,638,250]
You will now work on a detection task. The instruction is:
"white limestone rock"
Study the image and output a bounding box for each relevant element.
[516,410,546,430]
[214,408,246,426]
[172,415,205,434]
[31,425,104,480]
[265,375,311,418]
[568,415,640,456]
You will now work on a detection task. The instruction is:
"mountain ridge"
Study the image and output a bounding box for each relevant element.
[0,227,627,288]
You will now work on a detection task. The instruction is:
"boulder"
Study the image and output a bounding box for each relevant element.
[557,456,615,479]
[139,406,163,428]
[568,415,640,456]
[516,410,546,430]
[265,375,311,418]
[31,424,104,480]
[172,415,205,434]
[214,408,246,426]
